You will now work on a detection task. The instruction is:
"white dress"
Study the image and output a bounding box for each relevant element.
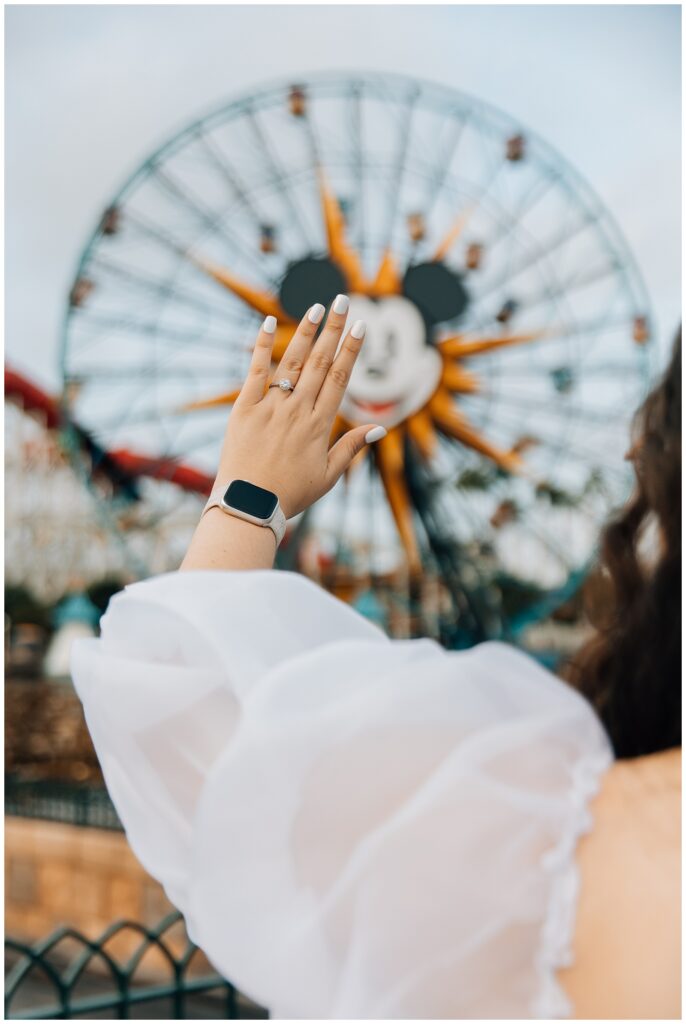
[71,569,613,1020]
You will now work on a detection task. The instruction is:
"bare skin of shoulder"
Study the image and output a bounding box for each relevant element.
[559,746,681,1019]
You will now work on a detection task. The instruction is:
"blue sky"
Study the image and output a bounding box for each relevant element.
[6,4,681,390]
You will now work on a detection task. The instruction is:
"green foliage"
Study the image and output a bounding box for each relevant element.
[456,466,497,491]
[4,586,52,629]
[86,576,128,614]
[535,481,580,507]
[495,573,547,618]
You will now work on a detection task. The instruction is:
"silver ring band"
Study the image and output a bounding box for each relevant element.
[268,378,295,392]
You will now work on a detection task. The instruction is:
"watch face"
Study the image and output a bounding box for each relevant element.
[223,479,278,520]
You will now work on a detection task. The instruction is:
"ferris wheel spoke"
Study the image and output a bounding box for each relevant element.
[192,127,264,228]
[149,164,278,286]
[457,401,631,481]
[474,211,597,304]
[65,365,239,384]
[124,207,198,259]
[479,173,565,299]
[379,85,419,253]
[469,387,634,427]
[245,103,315,252]
[194,120,308,265]
[481,170,561,258]
[124,206,279,311]
[468,262,625,335]
[431,155,507,265]
[448,313,644,370]
[88,254,242,323]
[475,357,646,387]
[156,425,230,463]
[85,364,233,434]
[350,81,366,261]
[70,311,242,353]
[414,106,473,255]
[420,169,582,334]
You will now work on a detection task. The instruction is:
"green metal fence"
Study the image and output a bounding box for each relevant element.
[5,911,269,1020]
[5,777,122,831]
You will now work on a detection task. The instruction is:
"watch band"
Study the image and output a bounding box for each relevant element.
[201,483,287,547]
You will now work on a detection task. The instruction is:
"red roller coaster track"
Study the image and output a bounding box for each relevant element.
[5,365,215,498]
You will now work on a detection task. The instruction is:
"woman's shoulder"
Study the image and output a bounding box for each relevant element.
[561,747,681,1018]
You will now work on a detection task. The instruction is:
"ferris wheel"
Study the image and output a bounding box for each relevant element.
[60,71,653,646]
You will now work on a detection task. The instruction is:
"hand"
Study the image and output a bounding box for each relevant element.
[214,295,386,519]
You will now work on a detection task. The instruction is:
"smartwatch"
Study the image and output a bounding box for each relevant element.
[201,479,287,547]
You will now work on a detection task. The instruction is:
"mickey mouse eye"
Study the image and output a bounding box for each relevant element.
[385,330,398,358]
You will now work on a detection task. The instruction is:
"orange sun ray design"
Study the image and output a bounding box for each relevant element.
[428,388,523,475]
[373,428,422,573]
[431,204,474,262]
[406,407,439,460]
[440,361,481,394]
[369,248,403,296]
[438,330,548,359]
[176,388,242,413]
[189,255,293,322]
[317,168,369,293]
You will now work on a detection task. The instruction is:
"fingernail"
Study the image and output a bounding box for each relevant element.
[351,319,366,339]
[332,294,349,315]
[365,425,387,444]
[308,303,326,324]
[263,315,277,334]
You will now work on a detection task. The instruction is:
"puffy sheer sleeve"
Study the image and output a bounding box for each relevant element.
[71,569,613,1020]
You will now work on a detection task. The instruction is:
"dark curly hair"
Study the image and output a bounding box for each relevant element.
[562,329,681,758]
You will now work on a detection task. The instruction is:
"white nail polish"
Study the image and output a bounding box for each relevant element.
[263,315,277,334]
[332,294,349,315]
[308,303,325,324]
[365,425,387,444]
[351,320,366,339]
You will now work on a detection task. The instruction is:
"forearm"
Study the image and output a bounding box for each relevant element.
[180,506,276,571]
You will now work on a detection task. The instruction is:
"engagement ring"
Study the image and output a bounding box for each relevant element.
[269,378,295,392]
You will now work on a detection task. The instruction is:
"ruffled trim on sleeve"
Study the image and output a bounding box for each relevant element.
[532,749,614,1019]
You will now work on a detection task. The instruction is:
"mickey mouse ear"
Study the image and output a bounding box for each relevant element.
[402,262,469,325]
[279,256,347,320]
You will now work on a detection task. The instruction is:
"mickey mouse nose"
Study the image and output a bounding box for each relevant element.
[365,366,385,378]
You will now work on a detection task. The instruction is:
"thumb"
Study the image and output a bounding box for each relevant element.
[326,424,387,485]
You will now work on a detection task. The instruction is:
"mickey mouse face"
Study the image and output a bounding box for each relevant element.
[278,256,470,428]
[340,295,443,427]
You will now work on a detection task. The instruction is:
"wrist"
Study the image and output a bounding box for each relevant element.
[180,508,276,571]
[206,506,278,554]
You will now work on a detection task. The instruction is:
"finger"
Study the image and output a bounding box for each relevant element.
[314,318,367,419]
[296,294,351,405]
[270,303,326,394]
[239,315,278,404]
[325,424,387,487]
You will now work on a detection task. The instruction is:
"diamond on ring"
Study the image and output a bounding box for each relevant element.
[276,378,294,391]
